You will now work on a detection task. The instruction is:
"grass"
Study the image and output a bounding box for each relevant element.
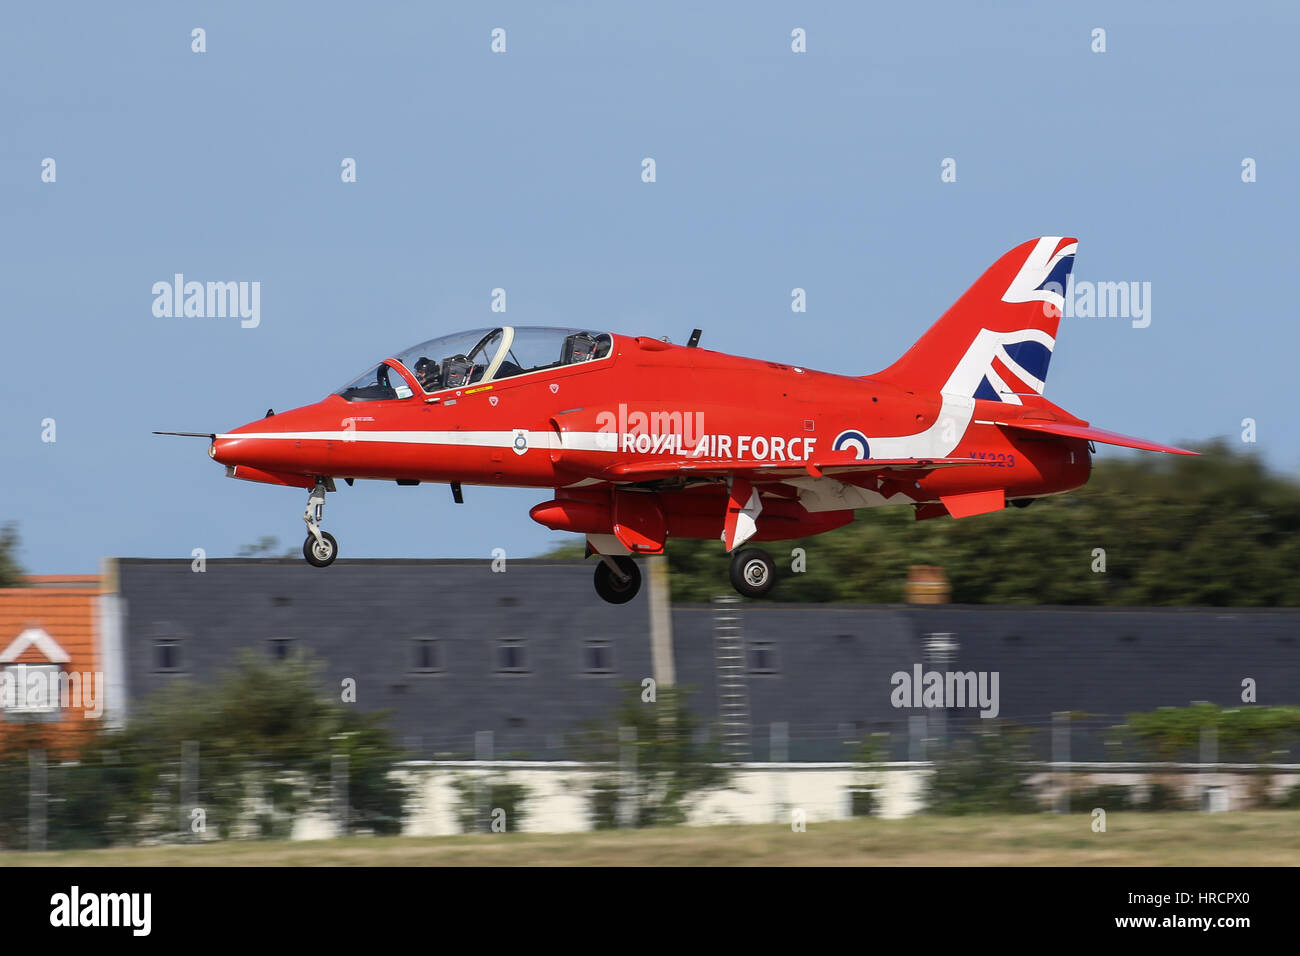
[6,811,1300,866]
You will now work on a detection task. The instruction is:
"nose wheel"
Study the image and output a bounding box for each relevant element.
[302,478,339,567]
[594,555,641,604]
[729,547,776,599]
[304,530,338,567]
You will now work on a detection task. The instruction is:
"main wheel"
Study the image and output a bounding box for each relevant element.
[303,531,339,567]
[729,547,776,598]
[594,556,641,604]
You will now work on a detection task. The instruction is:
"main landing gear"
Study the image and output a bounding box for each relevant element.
[302,478,339,567]
[589,548,777,603]
[594,555,641,604]
[729,547,776,599]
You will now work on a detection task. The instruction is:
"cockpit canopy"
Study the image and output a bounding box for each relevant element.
[335,326,612,402]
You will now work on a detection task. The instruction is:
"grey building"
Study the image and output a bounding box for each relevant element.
[105,558,1300,761]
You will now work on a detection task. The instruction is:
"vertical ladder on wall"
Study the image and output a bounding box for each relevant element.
[712,595,751,761]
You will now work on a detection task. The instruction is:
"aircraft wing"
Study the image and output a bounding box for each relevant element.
[993,419,1198,455]
[603,455,985,483]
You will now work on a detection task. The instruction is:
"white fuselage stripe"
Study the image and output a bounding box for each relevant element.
[217,430,620,452]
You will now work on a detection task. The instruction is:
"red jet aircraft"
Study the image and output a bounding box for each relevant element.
[159,237,1194,604]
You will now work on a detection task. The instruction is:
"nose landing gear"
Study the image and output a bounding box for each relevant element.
[302,478,339,567]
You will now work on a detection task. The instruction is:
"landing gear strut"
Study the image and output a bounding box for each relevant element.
[302,478,338,567]
[729,547,776,599]
[593,555,641,604]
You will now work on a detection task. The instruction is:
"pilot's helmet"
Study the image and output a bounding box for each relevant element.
[414,357,433,375]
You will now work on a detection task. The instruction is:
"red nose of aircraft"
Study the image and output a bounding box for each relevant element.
[210,400,338,479]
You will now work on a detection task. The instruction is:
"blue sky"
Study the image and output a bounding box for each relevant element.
[2,1,1297,573]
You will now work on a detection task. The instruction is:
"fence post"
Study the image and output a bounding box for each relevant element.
[28,749,47,853]
[181,740,199,838]
[1200,723,1219,811]
[474,730,493,833]
[332,754,349,837]
[770,721,789,822]
[618,726,637,828]
[908,715,927,763]
[1052,712,1071,813]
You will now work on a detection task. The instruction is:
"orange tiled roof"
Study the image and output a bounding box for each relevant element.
[0,587,100,669]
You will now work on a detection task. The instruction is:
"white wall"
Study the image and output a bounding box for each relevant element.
[293,761,931,839]
[291,761,1300,840]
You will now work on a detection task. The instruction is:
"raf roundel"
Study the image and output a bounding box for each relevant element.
[832,429,871,460]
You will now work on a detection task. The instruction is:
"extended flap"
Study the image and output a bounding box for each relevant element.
[612,490,667,554]
[940,488,1006,519]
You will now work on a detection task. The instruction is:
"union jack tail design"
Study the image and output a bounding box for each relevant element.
[873,237,1077,405]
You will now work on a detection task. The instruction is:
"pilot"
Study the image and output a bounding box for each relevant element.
[414,357,440,391]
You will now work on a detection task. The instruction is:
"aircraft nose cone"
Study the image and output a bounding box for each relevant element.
[211,419,280,468]
[210,400,337,472]
[209,435,236,465]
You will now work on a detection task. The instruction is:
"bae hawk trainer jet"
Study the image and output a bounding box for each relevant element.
[158,237,1194,604]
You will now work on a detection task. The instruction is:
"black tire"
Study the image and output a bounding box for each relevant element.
[593,556,641,604]
[303,531,339,567]
[729,547,776,598]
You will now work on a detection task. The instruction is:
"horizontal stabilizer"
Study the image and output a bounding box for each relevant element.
[996,420,1198,456]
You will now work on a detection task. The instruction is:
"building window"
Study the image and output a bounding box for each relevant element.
[924,632,958,665]
[268,638,296,661]
[154,639,181,672]
[496,639,529,674]
[747,639,778,674]
[582,640,614,675]
[848,786,880,817]
[412,638,443,673]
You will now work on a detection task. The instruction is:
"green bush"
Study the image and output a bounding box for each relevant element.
[569,684,731,828]
[0,651,411,848]
[925,724,1039,815]
[450,775,531,833]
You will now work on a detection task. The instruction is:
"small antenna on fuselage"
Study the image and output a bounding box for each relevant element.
[687,329,702,348]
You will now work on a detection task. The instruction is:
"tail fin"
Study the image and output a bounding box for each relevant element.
[873,237,1077,406]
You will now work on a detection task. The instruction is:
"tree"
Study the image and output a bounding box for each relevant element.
[1121,703,1300,763]
[925,723,1040,814]
[116,650,410,839]
[0,523,25,587]
[449,774,532,833]
[568,684,731,828]
[236,536,296,558]
[0,650,411,848]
